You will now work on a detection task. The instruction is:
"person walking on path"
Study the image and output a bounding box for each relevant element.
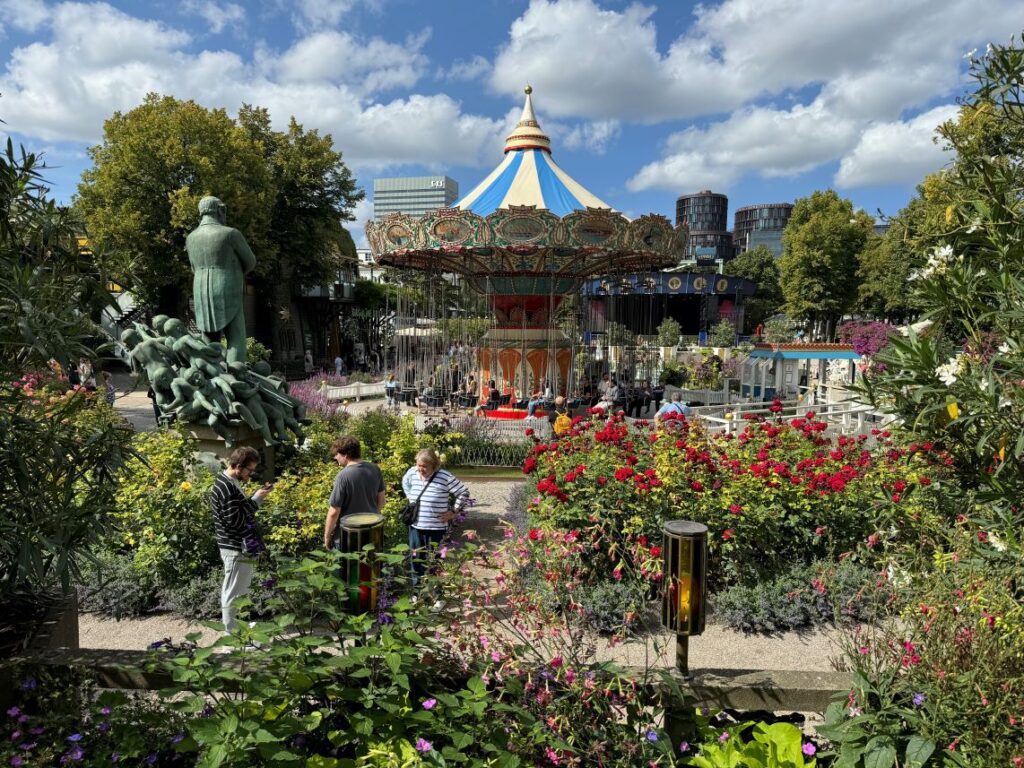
[401,448,470,586]
[212,446,271,631]
[324,436,385,550]
[101,370,116,406]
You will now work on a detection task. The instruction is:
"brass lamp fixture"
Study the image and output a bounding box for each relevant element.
[338,512,385,613]
[661,520,708,674]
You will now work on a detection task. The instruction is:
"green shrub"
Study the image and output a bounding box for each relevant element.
[711,560,881,634]
[576,578,650,635]
[78,549,158,619]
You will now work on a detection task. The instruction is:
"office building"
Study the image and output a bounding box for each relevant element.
[675,190,733,265]
[373,176,459,220]
[733,203,793,257]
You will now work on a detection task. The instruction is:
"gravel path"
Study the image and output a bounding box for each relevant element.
[80,477,842,673]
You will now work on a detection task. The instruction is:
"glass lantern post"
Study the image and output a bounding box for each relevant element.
[661,520,708,675]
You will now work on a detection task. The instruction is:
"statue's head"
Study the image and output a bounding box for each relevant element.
[227,361,248,377]
[121,328,142,347]
[185,366,209,388]
[151,314,170,331]
[252,361,272,377]
[163,318,187,337]
[198,195,226,224]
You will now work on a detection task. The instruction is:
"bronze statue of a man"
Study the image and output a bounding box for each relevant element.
[186,196,256,364]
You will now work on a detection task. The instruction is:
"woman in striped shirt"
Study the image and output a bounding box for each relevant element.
[401,448,470,585]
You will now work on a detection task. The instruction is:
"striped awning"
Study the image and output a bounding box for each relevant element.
[455,87,613,218]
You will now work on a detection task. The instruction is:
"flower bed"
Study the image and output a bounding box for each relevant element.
[522,409,953,593]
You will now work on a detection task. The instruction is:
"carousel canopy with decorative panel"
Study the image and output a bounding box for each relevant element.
[366,87,686,404]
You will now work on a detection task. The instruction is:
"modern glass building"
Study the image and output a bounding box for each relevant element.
[676,190,732,264]
[373,176,459,219]
[733,203,793,255]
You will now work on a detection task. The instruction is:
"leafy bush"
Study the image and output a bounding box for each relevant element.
[657,317,682,347]
[78,549,158,619]
[708,318,736,348]
[576,578,651,635]
[711,559,882,633]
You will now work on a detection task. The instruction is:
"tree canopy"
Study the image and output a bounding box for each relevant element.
[75,94,363,315]
[723,245,783,332]
[779,189,873,338]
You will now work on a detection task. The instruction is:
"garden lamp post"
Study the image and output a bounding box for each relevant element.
[338,512,385,613]
[661,520,708,675]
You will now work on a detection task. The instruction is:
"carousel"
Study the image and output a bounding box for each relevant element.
[366,87,685,413]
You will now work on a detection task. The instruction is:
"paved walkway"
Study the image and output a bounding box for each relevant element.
[79,477,842,673]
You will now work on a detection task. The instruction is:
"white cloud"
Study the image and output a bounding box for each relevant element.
[274,29,430,95]
[835,105,959,187]
[0,2,504,172]
[550,120,621,155]
[491,0,1020,123]
[0,0,49,32]
[437,55,491,83]
[181,0,245,34]
[628,99,860,192]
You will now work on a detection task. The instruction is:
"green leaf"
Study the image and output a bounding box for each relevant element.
[863,736,897,768]
[905,736,936,768]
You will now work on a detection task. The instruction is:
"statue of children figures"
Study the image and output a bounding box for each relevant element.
[185,196,256,364]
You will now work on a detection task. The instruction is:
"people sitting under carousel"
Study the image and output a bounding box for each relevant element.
[526,378,553,418]
[473,379,502,414]
[595,378,621,413]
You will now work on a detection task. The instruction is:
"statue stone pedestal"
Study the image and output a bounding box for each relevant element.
[185,422,276,480]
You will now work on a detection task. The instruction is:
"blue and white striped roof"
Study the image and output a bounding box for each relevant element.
[455,87,613,218]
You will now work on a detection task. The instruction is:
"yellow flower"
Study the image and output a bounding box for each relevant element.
[946,402,959,420]
[180,481,193,492]
[945,204,954,225]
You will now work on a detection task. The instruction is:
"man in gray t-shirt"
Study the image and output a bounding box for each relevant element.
[324,436,385,549]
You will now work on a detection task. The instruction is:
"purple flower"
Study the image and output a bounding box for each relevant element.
[679,741,690,753]
[99,707,112,716]
[10,757,24,767]
[422,698,437,710]
[110,752,120,763]
[145,752,158,764]
[645,730,658,743]
[17,743,36,751]
[20,678,36,691]
[9,731,22,741]
[67,733,83,742]
[63,745,84,762]
[912,692,926,707]
[172,733,185,744]
[260,578,277,589]
[718,731,730,742]
[29,728,44,736]
[415,738,432,752]
[377,612,394,625]
[200,704,214,719]
[147,639,168,651]
[97,722,111,734]
[802,742,817,757]
[5,707,20,718]
[16,716,27,725]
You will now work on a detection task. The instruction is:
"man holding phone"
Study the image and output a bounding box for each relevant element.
[212,446,271,631]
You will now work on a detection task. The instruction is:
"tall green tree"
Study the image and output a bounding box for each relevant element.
[779,190,873,339]
[75,94,363,326]
[75,94,272,315]
[723,245,783,332]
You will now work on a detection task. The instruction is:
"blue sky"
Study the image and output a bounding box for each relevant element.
[1,0,1020,246]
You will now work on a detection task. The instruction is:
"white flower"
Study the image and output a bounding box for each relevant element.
[998,342,1010,354]
[964,48,978,59]
[988,532,1007,552]
[915,245,957,280]
[935,355,961,386]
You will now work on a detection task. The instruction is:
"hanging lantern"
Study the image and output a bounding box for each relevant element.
[617,277,634,294]
[661,520,708,674]
[338,512,385,613]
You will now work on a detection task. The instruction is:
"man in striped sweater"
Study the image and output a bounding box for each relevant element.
[401,448,470,586]
[212,446,271,631]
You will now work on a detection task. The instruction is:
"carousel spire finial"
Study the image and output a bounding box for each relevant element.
[505,85,551,153]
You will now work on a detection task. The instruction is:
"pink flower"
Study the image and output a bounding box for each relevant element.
[422,698,437,710]
[415,738,433,752]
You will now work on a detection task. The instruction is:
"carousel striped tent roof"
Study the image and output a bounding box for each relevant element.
[454,86,613,218]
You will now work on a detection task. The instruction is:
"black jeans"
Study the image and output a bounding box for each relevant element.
[408,526,446,586]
